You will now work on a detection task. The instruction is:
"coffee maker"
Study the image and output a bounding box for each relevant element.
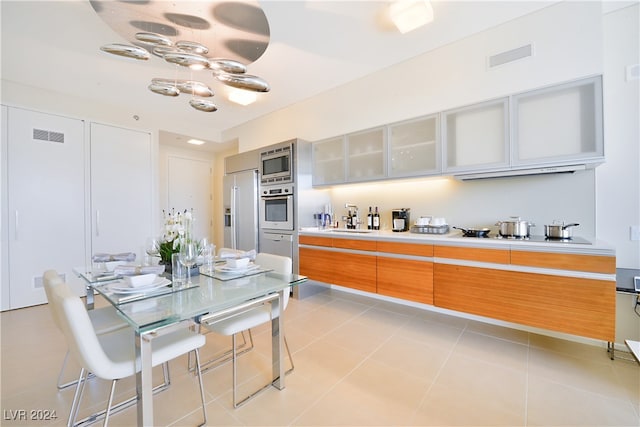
[392,208,410,232]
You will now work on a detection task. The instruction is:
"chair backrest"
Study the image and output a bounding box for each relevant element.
[43,269,66,330]
[50,276,124,380]
[255,253,292,310]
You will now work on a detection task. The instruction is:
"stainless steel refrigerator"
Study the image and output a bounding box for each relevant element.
[223,169,259,251]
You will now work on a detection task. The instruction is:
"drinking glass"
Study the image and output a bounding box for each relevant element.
[201,243,216,274]
[179,242,198,285]
[145,237,160,265]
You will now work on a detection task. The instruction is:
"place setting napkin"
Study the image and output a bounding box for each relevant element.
[113,264,165,276]
[218,248,256,260]
[92,252,137,262]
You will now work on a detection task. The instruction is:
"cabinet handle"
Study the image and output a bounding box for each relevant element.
[95,210,100,237]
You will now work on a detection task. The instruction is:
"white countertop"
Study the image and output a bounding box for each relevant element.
[298,227,615,256]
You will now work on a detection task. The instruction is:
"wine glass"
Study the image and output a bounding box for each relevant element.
[179,242,198,285]
[145,237,160,266]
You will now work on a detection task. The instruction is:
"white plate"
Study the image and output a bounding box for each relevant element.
[109,277,171,294]
[215,263,260,274]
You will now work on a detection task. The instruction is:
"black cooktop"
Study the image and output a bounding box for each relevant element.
[493,235,592,245]
[457,234,592,245]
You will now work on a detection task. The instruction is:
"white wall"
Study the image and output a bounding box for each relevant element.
[600,3,640,345]
[599,3,640,269]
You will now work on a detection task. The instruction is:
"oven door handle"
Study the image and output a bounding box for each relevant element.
[260,194,293,201]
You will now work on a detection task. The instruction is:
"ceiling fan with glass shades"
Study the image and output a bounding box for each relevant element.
[92,0,271,112]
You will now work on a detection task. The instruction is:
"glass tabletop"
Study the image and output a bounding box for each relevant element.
[91,271,307,334]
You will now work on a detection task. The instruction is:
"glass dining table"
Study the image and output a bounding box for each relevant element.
[74,266,307,426]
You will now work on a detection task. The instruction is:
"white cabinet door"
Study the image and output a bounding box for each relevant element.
[347,127,386,182]
[312,137,345,185]
[5,107,85,309]
[90,123,152,260]
[442,98,509,173]
[512,76,603,166]
[388,114,439,178]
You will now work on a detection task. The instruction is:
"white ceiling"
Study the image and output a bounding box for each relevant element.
[1,0,556,153]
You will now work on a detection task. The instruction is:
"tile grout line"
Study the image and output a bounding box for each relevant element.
[288,305,410,426]
[407,316,467,425]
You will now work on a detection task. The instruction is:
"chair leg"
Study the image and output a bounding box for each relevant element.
[232,333,238,408]
[193,349,207,427]
[67,368,88,427]
[199,329,253,374]
[57,350,72,389]
[68,364,172,427]
[57,350,95,390]
[103,380,118,427]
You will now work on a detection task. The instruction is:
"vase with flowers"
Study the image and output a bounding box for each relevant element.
[158,208,194,273]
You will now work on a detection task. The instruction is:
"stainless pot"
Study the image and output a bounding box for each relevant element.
[544,221,579,239]
[496,216,535,238]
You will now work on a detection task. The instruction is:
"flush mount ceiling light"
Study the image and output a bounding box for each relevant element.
[187,138,206,145]
[92,0,271,112]
[389,0,434,34]
[228,89,258,106]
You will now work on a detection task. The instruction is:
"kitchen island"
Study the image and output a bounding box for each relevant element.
[299,228,617,356]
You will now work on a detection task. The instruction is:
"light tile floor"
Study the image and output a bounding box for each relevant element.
[1,288,639,426]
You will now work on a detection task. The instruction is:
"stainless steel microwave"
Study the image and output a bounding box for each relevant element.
[260,144,292,184]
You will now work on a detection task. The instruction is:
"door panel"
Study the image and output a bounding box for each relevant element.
[90,123,152,258]
[168,156,212,242]
[7,107,85,308]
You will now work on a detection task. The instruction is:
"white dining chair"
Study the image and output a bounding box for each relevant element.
[49,273,207,427]
[200,252,294,407]
[43,270,128,390]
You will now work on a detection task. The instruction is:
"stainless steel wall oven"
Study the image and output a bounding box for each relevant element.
[260,184,294,231]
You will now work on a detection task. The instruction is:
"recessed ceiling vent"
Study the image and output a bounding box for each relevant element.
[33,128,65,143]
[488,44,533,68]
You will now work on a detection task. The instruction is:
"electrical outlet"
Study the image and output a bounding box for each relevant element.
[635,276,640,292]
[631,225,640,241]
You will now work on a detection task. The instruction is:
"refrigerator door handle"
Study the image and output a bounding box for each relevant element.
[230,186,237,249]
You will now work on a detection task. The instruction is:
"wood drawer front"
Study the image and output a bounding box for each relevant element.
[299,235,333,247]
[377,241,434,257]
[377,257,433,305]
[434,245,510,264]
[334,253,377,293]
[332,237,377,252]
[510,250,616,274]
[434,264,615,341]
[299,247,335,283]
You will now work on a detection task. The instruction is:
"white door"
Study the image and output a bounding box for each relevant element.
[90,123,152,260]
[167,156,212,242]
[6,107,85,309]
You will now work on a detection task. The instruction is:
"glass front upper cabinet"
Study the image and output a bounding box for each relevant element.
[346,127,386,182]
[388,114,439,178]
[511,75,603,166]
[312,136,345,186]
[442,98,509,173]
